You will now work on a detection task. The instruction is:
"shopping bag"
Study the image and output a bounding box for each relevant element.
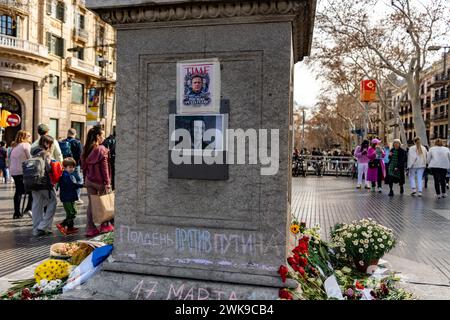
[90,192,115,224]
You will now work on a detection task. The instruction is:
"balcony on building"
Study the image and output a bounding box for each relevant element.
[431,112,448,121]
[0,0,29,14]
[0,34,49,61]
[431,134,447,140]
[66,56,101,77]
[73,27,88,43]
[432,91,449,103]
[429,73,449,89]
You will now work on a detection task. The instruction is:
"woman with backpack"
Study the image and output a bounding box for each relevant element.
[9,130,33,219]
[28,135,58,236]
[81,126,113,237]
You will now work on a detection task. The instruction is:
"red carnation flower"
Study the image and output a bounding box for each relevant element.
[278,265,289,283]
[355,281,364,290]
[297,266,305,276]
[293,241,308,255]
[287,255,299,265]
[279,289,293,300]
[298,256,308,267]
[301,236,310,243]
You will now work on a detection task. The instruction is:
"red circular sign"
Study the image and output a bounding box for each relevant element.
[6,113,21,127]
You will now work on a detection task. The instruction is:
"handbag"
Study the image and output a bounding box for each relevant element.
[90,192,115,225]
[368,159,380,169]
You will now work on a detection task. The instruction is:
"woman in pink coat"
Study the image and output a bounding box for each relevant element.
[367,138,386,193]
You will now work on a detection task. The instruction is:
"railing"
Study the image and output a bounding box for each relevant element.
[432,92,449,103]
[0,34,48,58]
[73,28,89,41]
[0,0,29,12]
[434,74,449,82]
[431,113,448,121]
[431,135,447,140]
[66,57,101,76]
[292,156,358,178]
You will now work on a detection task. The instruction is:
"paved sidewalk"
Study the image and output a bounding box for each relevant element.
[1,176,449,299]
[0,183,87,277]
[292,176,450,284]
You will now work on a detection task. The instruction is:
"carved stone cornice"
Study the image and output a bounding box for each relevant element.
[91,0,316,62]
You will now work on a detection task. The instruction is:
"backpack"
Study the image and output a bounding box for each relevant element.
[69,139,82,163]
[59,139,73,159]
[49,161,63,185]
[23,157,49,192]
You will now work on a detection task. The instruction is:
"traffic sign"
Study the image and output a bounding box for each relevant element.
[6,113,21,127]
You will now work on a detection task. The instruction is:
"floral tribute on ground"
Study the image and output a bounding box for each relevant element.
[0,232,114,300]
[280,219,414,300]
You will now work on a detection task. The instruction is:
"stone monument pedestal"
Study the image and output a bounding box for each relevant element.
[66,0,316,300]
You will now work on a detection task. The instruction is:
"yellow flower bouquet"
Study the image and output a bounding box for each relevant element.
[34,259,72,283]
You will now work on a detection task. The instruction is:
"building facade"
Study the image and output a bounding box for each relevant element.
[383,56,449,146]
[0,0,116,145]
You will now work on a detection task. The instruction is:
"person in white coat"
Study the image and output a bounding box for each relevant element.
[427,139,450,199]
[407,137,428,197]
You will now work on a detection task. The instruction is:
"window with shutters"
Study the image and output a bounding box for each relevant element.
[74,48,84,61]
[71,82,84,104]
[0,15,16,37]
[78,14,85,30]
[49,118,59,140]
[47,33,65,58]
[47,0,65,22]
[48,75,60,99]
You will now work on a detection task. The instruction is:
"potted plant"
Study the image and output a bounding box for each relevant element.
[330,218,396,273]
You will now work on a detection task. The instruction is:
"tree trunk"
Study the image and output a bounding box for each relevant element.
[406,77,429,147]
[393,93,408,146]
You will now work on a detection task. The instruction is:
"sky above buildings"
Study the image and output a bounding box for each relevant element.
[294,0,448,113]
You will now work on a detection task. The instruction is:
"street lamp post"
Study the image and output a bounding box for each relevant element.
[428,45,450,146]
[301,108,306,153]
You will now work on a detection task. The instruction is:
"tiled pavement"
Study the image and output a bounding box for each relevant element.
[0,176,449,285]
[292,176,450,283]
[0,183,87,277]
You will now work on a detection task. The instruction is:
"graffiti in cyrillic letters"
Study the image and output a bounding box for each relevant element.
[120,225,280,257]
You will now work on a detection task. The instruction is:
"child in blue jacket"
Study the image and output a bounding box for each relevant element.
[56,158,84,235]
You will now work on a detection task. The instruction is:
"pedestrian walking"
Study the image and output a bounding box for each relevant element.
[81,126,113,237]
[382,144,390,166]
[26,135,59,236]
[367,138,385,193]
[354,140,371,189]
[386,139,407,197]
[9,130,33,219]
[56,157,84,235]
[102,128,116,190]
[31,123,63,163]
[407,137,428,197]
[427,139,450,199]
[59,128,84,203]
[0,141,8,183]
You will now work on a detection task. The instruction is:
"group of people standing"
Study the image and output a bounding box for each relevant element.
[355,138,450,198]
[0,124,116,237]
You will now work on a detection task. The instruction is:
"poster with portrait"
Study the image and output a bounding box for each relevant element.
[169,114,226,154]
[177,59,221,114]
